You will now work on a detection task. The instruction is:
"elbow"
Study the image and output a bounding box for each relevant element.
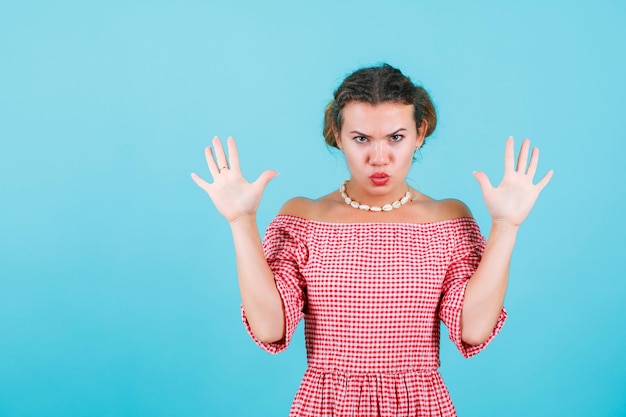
[256,331,284,345]
[461,328,491,347]
[460,304,503,346]
[243,301,286,344]
[251,323,285,345]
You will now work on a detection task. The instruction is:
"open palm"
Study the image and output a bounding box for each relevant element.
[473,137,553,227]
[191,136,278,223]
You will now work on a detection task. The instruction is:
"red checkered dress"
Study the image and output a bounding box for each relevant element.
[242,214,507,417]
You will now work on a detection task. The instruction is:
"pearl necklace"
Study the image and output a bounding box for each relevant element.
[339,180,412,212]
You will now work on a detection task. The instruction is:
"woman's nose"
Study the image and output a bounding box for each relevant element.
[369,141,390,165]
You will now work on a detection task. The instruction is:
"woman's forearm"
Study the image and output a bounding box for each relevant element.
[229,215,285,343]
[461,221,519,345]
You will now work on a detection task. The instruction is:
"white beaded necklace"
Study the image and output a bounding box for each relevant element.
[339,180,412,212]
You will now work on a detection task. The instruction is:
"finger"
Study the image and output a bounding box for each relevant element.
[535,169,554,192]
[212,136,229,171]
[473,171,493,191]
[204,145,219,177]
[504,137,515,173]
[516,138,530,173]
[254,170,279,189]
[527,147,539,178]
[191,172,212,192]
[227,137,240,172]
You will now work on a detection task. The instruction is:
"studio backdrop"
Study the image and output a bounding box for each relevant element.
[1,1,625,416]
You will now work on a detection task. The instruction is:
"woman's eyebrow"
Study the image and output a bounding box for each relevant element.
[348,128,407,137]
[387,128,407,136]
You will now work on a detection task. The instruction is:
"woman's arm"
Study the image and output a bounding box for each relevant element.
[191,136,285,343]
[461,221,516,345]
[461,137,553,345]
[229,215,286,344]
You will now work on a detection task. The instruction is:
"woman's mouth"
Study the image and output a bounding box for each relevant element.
[369,173,389,186]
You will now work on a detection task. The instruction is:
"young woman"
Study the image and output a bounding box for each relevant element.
[192,64,552,416]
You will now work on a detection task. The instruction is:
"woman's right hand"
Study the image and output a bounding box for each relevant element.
[191,136,278,224]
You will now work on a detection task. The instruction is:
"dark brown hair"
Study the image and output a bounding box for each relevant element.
[323,64,437,148]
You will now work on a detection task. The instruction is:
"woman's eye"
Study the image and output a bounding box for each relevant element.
[354,136,368,143]
[390,134,403,142]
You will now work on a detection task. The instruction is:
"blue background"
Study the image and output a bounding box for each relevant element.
[1,1,625,416]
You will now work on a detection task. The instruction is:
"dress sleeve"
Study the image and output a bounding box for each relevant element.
[439,218,507,359]
[241,216,308,354]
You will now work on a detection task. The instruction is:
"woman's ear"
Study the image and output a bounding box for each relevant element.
[333,125,343,150]
[416,119,428,149]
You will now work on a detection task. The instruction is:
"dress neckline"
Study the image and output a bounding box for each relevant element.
[274,213,477,228]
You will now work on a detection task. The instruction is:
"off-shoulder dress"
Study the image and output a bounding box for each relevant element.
[242,214,507,417]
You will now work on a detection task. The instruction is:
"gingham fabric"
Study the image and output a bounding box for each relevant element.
[242,214,507,417]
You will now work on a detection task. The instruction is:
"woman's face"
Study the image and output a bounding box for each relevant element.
[336,101,425,203]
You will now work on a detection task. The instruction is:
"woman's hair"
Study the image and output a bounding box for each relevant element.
[323,64,437,148]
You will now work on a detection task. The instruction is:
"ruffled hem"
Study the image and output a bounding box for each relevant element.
[289,367,457,417]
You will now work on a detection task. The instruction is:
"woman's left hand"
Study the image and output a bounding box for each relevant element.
[473,137,553,227]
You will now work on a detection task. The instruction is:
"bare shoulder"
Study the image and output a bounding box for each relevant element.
[278,191,342,221]
[434,198,473,220]
[278,197,317,218]
[409,189,474,223]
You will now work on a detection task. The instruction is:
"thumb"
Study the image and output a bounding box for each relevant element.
[191,172,211,193]
[254,170,279,189]
[472,171,492,191]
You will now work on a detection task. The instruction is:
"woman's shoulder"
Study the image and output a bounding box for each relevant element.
[426,198,473,221]
[278,187,344,217]
[407,190,474,223]
[277,192,474,225]
[278,197,318,219]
